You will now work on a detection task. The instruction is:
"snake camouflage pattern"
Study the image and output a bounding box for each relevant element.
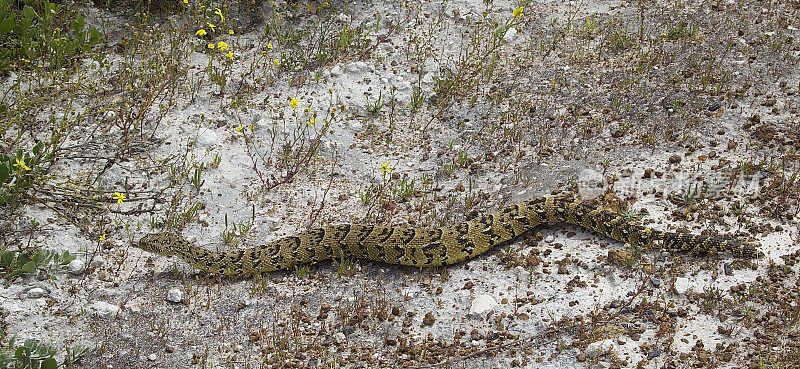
[135,194,763,276]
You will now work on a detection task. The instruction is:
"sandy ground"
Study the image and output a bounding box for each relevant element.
[2,0,799,367]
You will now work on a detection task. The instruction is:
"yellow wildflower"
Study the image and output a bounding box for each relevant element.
[236,125,244,132]
[273,59,279,66]
[267,43,273,50]
[100,234,106,241]
[229,30,234,35]
[214,8,224,22]
[13,158,31,171]
[308,117,316,126]
[290,98,299,109]
[208,43,215,49]
[226,51,234,60]
[182,0,187,4]
[513,6,523,18]
[261,50,267,55]
[207,23,216,31]
[113,192,126,204]
[217,41,229,50]
[380,161,392,175]
[195,29,207,36]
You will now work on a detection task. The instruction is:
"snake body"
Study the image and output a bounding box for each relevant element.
[135,195,762,276]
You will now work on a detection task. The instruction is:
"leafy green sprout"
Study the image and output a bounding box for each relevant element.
[0,249,75,280]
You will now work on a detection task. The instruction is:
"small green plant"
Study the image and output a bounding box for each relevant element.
[410,86,426,112]
[0,0,102,72]
[663,20,696,41]
[191,162,205,192]
[336,256,359,277]
[0,337,57,369]
[294,264,310,279]
[365,91,384,117]
[391,175,418,201]
[0,143,48,205]
[682,183,703,207]
[211,153,222,168]
[0,249,75,280]
[222,219,252,246]
[0,335,73,369]
[618,209,646,223]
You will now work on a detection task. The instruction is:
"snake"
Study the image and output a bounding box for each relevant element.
[134,194,763,276]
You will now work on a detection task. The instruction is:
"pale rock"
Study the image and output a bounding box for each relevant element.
[92,301,120,318]
[334,332,346,344]
[514,266,529,280]
[197,128,218,147]
[379,43,394,53]
[503,27,518,43]
[544,235,555,243]
[67,259,86,275]
[147,353,157,361]
[470,294,498,316]
[90,255,105,268]
[673,277,691,294]
[26,287,45,299]
[586,339,615,359]
[166,288,183,303]
[353,61,369,72]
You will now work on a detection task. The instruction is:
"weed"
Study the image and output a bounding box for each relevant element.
[0,0,101,72]
[294,264,310,279]
[664,20,696,41]
[0,143,49,205]
[0,334,83,369]
[336,255,359,277]
[410,86,426,112]
[365,91,384,117]
[222,219,252,247]
[191,162,205,192]
[0,249,75,280]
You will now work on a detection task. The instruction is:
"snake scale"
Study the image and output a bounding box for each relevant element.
[135,194,763,276]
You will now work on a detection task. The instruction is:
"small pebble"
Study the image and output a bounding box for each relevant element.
[166,288,183,303]
[423,312,435,326]
[89,256,105,268]
[673,277,691,294]
[26,287,45,299]
[147,353,157,361]
[585,339,615,359]
[470,294,498,316]
[197,128,218,147]
[92,301,120,319]
[67,259,86,275]
[503,27,518,42]
[650,278,662,288]
[333,332,346,344]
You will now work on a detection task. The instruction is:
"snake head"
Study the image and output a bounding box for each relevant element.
[136,233,178,257]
